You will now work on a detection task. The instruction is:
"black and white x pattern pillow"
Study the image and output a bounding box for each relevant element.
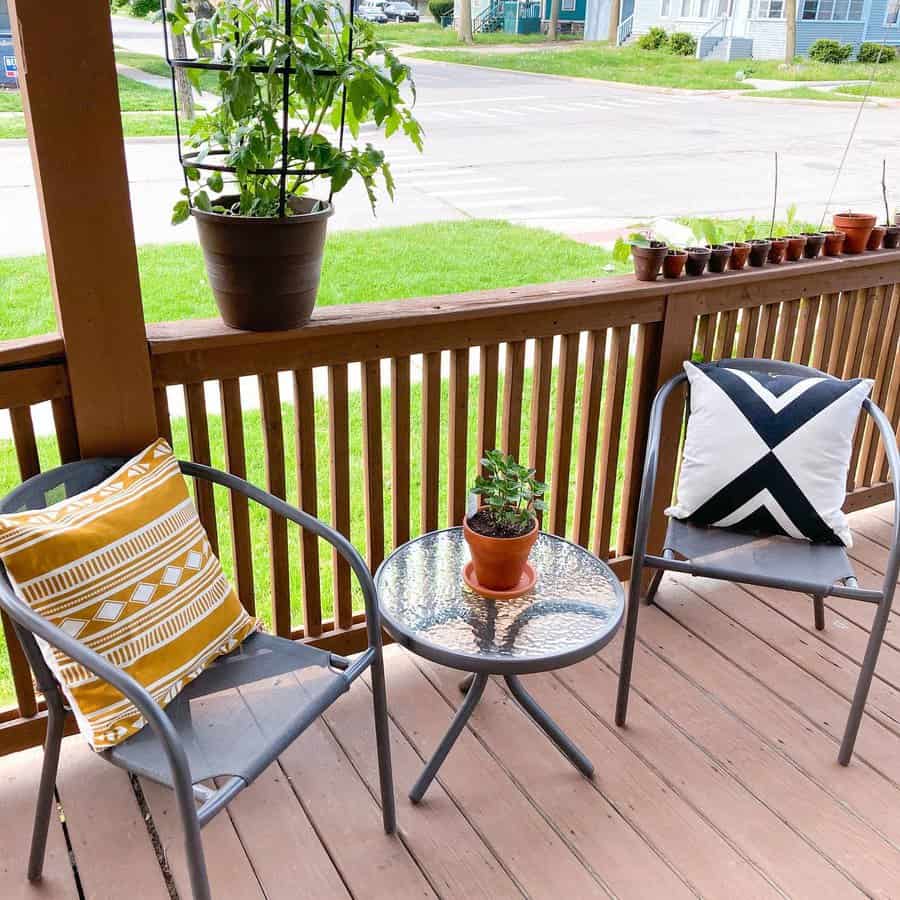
[666,362,873,547]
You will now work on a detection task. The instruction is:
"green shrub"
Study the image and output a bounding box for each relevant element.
[668,31,697,56]
[428,0,454,22]
[129,0,159,16]
[857,42,895,64]
[808,39,853,64]
[637,27,669,51]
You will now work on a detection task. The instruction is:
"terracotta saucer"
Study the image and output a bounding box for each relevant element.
[462,561,537,600]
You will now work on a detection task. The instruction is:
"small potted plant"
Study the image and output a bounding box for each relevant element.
[784,234,808,260]
[463,451,547,594]
[624,233,669,282]
[801,232,826,258]
[663,248,688,279]
[167,0,423,331]
[684,246,712,276]
[747,239,771,267]
[833,212,876,254]
[726,241,751,269]
[705,244,733,273]
[767,237,788,264]
[879,160,900,249]
[822,231,845,256]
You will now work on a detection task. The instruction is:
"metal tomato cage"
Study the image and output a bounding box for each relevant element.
[161,0,353,217]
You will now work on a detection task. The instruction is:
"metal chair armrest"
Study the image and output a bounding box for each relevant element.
[180,461,385,650]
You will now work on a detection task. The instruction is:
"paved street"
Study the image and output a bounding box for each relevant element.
[1,17,898,256]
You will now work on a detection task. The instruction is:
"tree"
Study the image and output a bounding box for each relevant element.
[457,0,474,43]
[785,0,796,62]
[168,0,195,119]
[548,0,560,40]
[608,0,621,45]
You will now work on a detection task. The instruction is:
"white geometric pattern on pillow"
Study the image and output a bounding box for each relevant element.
[666,361,873,547]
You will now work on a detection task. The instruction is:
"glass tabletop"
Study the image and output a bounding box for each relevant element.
[375,528,625,674]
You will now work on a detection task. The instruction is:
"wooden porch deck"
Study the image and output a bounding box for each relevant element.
[3,502,900,900]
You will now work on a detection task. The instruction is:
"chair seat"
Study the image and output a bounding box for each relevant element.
[660,517,856,595]
[103,632,349,786]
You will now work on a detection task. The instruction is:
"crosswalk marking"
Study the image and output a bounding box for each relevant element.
[461,194,564,210]
[427,185,530,200]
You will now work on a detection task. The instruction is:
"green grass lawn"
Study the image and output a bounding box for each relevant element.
[417,42,900,92]
[745,87,861,102]
[374,21,581,47]
[115,48,223,95]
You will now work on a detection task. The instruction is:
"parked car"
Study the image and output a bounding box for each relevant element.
[384,1,420,21]
[357,2,389,22]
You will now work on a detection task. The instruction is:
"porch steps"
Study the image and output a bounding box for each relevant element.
[699,35,754,61]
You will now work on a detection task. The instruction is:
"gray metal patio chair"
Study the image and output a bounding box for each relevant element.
[615,357,900,766]
[0,458,396,900]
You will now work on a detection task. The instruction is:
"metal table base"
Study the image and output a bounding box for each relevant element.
[409,672,594,804]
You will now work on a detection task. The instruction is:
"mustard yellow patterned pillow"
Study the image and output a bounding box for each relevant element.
[0,439,258,750]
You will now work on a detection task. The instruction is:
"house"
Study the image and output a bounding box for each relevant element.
[457,0,591,35]
[587,0,900,59]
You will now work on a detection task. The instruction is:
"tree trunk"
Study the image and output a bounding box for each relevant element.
[548,0,560,40]
[168,1,195,119]
[784,0,796,62]
[608,0,621,44]
[457,0,474,43]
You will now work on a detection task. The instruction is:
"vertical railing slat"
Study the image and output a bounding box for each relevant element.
[362,360,385,572]
[258,373,291,637]
[735,305,760,359]
[421,351,442,534]
[792,295,820,365]
[528,336,554,487]
[572,330,606,547]
[10,407,40,481]
[220,377,255,615]
[840,289,869,378]
[549,333,580,537]
[476,344,499,466]
[391,356,411,549]
[328,364,353,629]
[501,340,526,460]
[1,613,37,718]
[294,368,322,636]
[51,395,80,463]
[154,386,173,446]
[448,348,469,527]
[811,292,839,371]
[183,383,219,556]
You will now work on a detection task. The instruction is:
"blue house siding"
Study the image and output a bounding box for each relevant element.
[543,0,587,20]
[796,20,866,54]
[862,0,900,42]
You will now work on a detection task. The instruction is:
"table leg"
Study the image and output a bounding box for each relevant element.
[410,671,488,804]
[504,675,594,778]
[458,672,476,693]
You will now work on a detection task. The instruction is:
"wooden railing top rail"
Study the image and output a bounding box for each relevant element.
[0,333,65,370]
[147,251,900,384]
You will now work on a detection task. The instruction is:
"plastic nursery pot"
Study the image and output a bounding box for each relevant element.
[192,195,334,332]
[662,248,688,279]
[462,515,538,592]
[801,232,826,259]
[684,246,712,276]
[747,239,771,267]
[784,235,807,261]
[767,237,788,264]
[630,241,668,282]
[726,241,751,270]
[705,244,733,274]
[883,225,900,249]
[833,212,876,254]
[822,231,846,256]
[867,225,886,251]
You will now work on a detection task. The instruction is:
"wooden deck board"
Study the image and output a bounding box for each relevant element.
[2,502,900,899]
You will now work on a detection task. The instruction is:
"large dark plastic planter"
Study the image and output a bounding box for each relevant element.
[192,196,334,332]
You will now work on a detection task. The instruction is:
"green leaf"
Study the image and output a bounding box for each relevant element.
[171,199,190,225]
[185,166,201,182]
[193,190,212,212]
[206,171,224,193]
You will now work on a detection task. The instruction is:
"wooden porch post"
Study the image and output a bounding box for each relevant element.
[9,0,158,457]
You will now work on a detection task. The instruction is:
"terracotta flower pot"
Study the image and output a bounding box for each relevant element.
[630,241,668,282]
[883,225,900,249]
[784,235,807,261]
[685,246,711,276]
[867,225,886,251]
[823,231,846,256]
[767,237,788,264]
[726,241,750,269]
[833,212,876,254]
[802,232,826,259]
[747,240,771,267]
[662,249,687,279]
[705,244,733,274]
[192,196,334,331]
[463,516,538,591]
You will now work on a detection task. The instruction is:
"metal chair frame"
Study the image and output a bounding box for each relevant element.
[615,357,900,767]
[0,459,397,900]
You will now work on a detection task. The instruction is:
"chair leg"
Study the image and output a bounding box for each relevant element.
[813,594,825,631]
[27,690,64,882]
[370,646,397,834]
[615,556,646,727]
[839,589,894,766]
[645,569,664,607]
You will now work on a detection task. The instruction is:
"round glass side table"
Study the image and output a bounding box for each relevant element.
[375,527,625,803]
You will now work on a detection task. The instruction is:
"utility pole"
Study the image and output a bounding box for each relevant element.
[458,0,474,43]
[608,0,621,45]
[785,0,796,63]
[548,0,560,39]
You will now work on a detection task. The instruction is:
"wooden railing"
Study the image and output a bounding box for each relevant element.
[1,250,899,754]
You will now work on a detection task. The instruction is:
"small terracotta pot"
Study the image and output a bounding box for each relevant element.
[802,232,826,259]
[685,246,712,276]
[630,241,668,282]
[823,231,846,256]
[833,212,876,254]
[726,241,750,269]
[784,235,807,261]
[747,239,771,267]
[705,244,733,274]
[883,225,900,249]
[662,249,687,279]
[463,516,538,591]
[767,237,788,264]
[867,225,886,251]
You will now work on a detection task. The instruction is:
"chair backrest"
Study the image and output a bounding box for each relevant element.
[711,357,834,381]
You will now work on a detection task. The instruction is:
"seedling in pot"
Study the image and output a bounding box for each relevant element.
[663,248,688,279]
[615,231,668,282]
[881,160,900,249]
